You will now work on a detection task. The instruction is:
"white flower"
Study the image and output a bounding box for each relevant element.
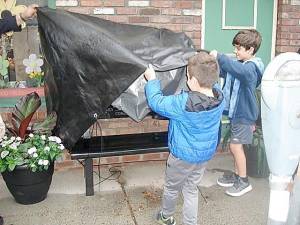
[1,142,7,147]
[23,54,44,74]
[48,136,56,142]
[41,135,46,140]
[3,136,7,140]
[28,147,37,155]
[9,143,18,150]
[10,136,16,141]
[38,159,44,165]
[59,144,65,150]
[33,153,38,158]
[43,160,49,166]
[44,146,50,152]
[55,137,62,144]
[29,133,34,138]
[16,137,21,141]
[6,139,14,145]
[1,150,9,158]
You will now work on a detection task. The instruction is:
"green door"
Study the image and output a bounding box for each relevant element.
[203,0,276,65]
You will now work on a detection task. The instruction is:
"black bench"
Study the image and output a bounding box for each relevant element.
[70,131,169,196]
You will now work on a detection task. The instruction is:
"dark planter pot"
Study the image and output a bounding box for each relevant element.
[245,144,269,178]
[1,163,54,205]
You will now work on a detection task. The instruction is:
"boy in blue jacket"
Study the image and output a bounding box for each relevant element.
[210,29,264,197]
[144,51,225,225]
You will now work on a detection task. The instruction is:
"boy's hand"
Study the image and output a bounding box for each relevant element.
[144,64,156,81]
[210,50,218,59]
[21,4,38,20]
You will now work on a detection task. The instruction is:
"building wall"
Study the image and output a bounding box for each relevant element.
[276,0,300,53]
[56,0,202,49]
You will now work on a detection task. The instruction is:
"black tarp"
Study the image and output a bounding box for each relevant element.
[37,7,195,149]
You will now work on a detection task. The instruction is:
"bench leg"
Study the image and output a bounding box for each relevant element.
[84,158,94,196]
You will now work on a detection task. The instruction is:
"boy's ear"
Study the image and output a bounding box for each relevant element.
[249,47,255,55]
[191,76,200,86]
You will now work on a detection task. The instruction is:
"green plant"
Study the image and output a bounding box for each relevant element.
[0,134,63,172]
[0,92,64,172]
[221,125,269,177]
[245,126,269,177]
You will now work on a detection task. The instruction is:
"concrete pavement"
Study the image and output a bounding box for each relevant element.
[0,153,269,225]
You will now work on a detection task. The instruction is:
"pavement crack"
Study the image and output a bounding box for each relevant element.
[119,182,138,225]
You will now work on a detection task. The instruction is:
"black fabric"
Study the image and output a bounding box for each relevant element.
[37,7,195,149]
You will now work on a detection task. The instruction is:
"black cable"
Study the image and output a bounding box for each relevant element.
[90,113,123,186]
[94,166,122,185]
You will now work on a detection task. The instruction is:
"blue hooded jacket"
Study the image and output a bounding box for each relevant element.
[145,80,225,164]
[217,54,264,125]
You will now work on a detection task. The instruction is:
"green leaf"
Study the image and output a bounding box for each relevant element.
[11,92,41,138]
[32,112,57,135]
[50,151,56,161]
[8,163,16,171]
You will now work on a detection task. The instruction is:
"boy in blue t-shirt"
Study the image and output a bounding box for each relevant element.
[210,29,264,197]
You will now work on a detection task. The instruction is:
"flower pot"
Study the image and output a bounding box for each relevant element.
[1,163,54,205]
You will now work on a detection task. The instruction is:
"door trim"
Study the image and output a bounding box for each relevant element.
[222,0,257,30]
[271,0,278,59]
[201,0,278,59]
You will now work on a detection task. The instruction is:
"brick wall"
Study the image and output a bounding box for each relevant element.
[276,0,300,53]
[56,0,202,48]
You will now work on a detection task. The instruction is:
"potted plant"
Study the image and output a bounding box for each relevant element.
[0,92,64,204]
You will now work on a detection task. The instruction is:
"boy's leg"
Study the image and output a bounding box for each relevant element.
[182,163,206,225]
[225,123,254,197]
[230,143,247,177]
[160,154,189,218]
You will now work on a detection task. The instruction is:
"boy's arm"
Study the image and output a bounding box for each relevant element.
[217,54,259,84]
[144,66,184,119]
[210,50,226,78]
[0,16,21,35]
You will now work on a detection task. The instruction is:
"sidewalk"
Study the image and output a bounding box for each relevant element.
[0,154,269,225]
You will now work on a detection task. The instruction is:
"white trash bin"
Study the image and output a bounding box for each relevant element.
[261,52,300,225]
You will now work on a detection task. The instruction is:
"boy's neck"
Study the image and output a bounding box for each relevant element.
[244,55,255,61]
[192,86,214,97]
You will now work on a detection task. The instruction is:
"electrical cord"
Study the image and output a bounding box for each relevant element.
[77,112,123,187]
[76,159,121,185]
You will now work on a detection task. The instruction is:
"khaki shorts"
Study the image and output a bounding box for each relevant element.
[230,123,254,145]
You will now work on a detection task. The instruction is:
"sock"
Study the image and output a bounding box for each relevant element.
[239,176,248,182]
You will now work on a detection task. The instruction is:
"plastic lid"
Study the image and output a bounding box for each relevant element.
[262,52,300,81]
[275,60,300,81]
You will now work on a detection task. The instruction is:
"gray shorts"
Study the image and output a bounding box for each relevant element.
[230,123,254,144]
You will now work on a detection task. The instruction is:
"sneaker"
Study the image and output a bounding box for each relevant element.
[156,211,176,225]
[217,172,237,187]
[225,177,252,197]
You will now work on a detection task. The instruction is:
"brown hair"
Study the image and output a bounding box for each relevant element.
[187,52,219,88]
[232,29,262,54]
